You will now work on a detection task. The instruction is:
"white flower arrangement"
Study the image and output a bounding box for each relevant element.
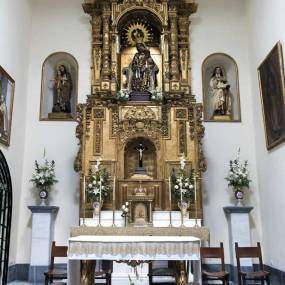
[117,89,130,101]
[150,87,163,102]
[30,150,57,190]
[225,148,251,191]
[171,154,195,203]
[121,202,129,217]
[86,159,111,201]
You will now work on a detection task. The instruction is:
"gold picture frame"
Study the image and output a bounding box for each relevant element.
[0,66,15,147]
[258,41,285,150]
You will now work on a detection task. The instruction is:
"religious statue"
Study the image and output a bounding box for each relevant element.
[125,29,159,95]
[135,143,148,169]
[210,66,232,117]
[51,64,73,114]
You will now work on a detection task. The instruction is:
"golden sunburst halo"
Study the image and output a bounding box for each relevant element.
[125,22,151,46]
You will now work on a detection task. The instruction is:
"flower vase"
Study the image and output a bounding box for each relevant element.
[92,200,101,219]
[178,201,189,217]
[39,187,48,206]
[234,189,244,206]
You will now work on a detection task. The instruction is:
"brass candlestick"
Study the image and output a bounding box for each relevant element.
[82,175,86,227]
[168,177,172,227]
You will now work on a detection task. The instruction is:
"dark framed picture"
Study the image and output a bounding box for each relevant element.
[258,41,285,150]
[0,66,15,147]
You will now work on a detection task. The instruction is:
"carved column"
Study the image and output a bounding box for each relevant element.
[80,260,96,285]
[178,16,190,87]
[101,8,111,82]
[91,13,102,90]
[169,8,180,82]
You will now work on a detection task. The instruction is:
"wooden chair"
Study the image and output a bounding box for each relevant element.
[148,261,177,284]
[200,242,229,285]
[235,242,270,285]
[44,241,68,285]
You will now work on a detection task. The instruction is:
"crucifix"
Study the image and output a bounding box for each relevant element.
[135,143,148,168]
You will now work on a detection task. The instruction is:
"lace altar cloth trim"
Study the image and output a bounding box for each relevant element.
[70,226,209,241]
[69,238,200,260]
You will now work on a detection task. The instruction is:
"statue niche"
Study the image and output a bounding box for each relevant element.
[119,13,162,101]
[124,137,157,179]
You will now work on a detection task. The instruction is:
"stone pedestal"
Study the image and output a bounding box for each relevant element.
[28,206,59,282]
[224,206,253,267]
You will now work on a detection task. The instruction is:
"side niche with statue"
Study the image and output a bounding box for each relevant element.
[202,53,241,122]
[74,0,206,221]
[40,52,78,121]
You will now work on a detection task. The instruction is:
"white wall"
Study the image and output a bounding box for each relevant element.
[0,0,31,265]
[191,0,262,262]
[15,0,91,263]
[247,0,285,271]
[11,0,265,266]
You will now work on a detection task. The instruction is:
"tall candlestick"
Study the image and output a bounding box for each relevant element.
[83,175,86,226]
[168,177,172,227]
[179,177,183,203]
[194,172,198,227]
[98,178,102,227]
[112,176,116,227]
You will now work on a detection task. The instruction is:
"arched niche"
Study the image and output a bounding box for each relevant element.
[40,52,78,121]
[124,137,157,179]
[116,9,163,92]
[202,53,241,122]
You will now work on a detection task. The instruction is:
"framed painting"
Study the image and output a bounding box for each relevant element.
[258,41,285,150]
[202,53,241,122]
[0,66,15,147]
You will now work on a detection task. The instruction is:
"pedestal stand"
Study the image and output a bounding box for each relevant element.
[224,206,254,278]
[28,206,59,283]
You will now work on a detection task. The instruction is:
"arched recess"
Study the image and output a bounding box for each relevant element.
[0,151,12,285]
[124,137,157,179]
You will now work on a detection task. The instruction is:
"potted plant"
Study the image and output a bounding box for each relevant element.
[225,148,251,206]
[86,159,111,217]
[30,151,58,206]
[171,155,195,216]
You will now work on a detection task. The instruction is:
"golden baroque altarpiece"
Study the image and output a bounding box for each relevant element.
[74,0,206,219]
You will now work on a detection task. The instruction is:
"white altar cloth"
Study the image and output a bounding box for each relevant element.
[69,235,200,261]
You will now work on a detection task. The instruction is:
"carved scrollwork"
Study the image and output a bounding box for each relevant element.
[74,104,85,172]
[124,106,157,121]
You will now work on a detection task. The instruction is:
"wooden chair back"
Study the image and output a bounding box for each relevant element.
[50,241,68,270]
[235,242,264,271]
[200,242,226,271]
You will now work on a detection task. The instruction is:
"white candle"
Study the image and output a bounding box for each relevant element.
[194,174,197,203]
[113,176,116,202]
[168,177,172,208]
[99,177,102,205]
[180,177,183,203]
[83,176,86,205]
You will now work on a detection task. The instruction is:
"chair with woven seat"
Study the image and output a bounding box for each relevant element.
[148,261,177,284]
[235,242,270,285]
[44,241,68,285]
[200,242,229,285]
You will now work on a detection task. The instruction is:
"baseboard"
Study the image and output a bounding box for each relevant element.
[8,263,66,283]
[8,263,285,284]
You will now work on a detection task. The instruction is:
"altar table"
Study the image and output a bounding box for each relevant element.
[68,226,209,285]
